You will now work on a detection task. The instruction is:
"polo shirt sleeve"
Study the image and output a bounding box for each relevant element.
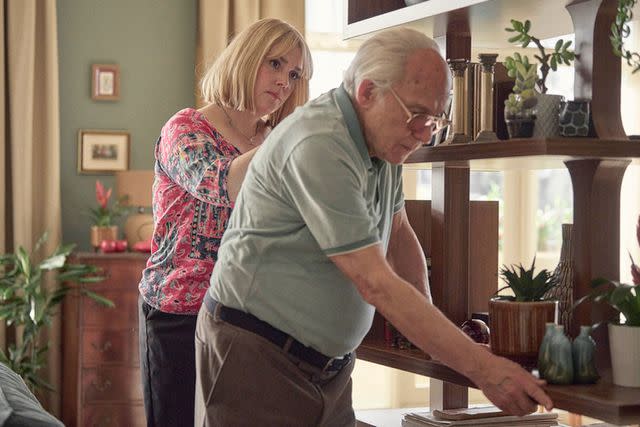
[281,137,380,256]
[393,164,404,214]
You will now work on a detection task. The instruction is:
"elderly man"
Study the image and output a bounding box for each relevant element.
[194,27,553,426]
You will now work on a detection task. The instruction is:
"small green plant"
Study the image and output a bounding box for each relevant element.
[505,19,576,95]
[496,258,558,302]
[503,57,538,119]
[610,0,639,74]
[0,232,114,391]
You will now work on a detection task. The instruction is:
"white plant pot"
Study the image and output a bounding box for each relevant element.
[608,323,640,387]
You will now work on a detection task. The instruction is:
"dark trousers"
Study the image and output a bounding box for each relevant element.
[138,295,198,427]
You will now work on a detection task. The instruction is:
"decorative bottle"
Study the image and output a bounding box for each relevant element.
[545,223,574,332]
[572,325,599,384]
[537,322,556,379]
[543,325,574,385]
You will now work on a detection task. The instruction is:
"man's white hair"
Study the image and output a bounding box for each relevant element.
[343,27,442,97]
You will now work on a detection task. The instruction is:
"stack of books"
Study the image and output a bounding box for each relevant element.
[402,406,559,427]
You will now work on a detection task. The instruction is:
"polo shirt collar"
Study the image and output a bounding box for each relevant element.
[334,84,373,170]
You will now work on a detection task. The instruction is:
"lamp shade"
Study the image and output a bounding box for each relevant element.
[115,170,154,207]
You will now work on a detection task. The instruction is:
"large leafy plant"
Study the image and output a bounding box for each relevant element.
[496,258,558,302]
[575,215,640,327]
[0,233,114,390]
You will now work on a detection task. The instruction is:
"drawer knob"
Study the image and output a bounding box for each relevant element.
[91,378,112,392]
[91,340,112,352]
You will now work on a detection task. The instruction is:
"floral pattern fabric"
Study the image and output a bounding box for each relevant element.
[139,108,240,314]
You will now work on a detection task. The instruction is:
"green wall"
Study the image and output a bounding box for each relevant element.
[57,0,196,250]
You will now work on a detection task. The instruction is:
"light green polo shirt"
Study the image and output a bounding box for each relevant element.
[209,85,404,356]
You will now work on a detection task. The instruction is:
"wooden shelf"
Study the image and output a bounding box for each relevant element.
[344,0,575,43]
[357,340,640,425]
[405,138,640,169]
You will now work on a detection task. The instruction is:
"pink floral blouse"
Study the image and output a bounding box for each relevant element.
[139,108,240,314]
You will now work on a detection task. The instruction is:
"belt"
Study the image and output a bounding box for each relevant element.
[203,294,351,373]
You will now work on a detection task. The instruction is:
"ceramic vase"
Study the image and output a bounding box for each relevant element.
[609,323,640,387]
[572,325,599,384]
[537,322,556,379]
[543,325,574,385]
[545,223,574,332]
[90,225,118,249]
[533,94,564,138]
[559,100,591,137]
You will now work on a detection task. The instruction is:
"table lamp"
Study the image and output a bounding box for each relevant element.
[116,170,154,248]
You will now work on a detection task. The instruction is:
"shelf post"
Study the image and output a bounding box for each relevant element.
[565,158,630,370]
[566,0,627,139]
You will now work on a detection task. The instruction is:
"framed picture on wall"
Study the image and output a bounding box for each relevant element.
[91,63,120,101]
[77,129,130,174]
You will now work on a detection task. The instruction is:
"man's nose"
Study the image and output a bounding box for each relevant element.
[412,125,433,142]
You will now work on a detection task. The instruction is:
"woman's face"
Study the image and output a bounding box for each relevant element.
[253,45,303,116]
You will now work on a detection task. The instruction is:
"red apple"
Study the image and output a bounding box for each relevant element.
[99,239,117,253]
[114,240,128,252]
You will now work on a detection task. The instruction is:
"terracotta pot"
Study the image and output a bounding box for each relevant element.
[90,225,118,249]
[489,298,558,368]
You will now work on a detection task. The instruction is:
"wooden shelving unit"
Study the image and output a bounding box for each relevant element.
[357,339,640,426]
[348,0,640,424]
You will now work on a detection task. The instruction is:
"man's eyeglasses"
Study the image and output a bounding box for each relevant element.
[388,86,451,133]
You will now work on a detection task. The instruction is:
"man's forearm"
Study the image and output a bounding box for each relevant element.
[387,210,430,300]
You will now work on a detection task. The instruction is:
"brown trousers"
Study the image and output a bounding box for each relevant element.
[194,304,356,427]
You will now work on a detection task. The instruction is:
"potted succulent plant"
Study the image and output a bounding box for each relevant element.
[505,19,576,138]
[503,56,538,138]
[0,232,114,391]
[489,258,559,368]
[574,214,640,387]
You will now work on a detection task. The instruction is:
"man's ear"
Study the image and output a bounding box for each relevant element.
[355,79,378,108]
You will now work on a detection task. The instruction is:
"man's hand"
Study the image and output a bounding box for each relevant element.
[471,348,553,416]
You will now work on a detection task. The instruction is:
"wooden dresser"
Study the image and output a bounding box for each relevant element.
[62,252,148,427]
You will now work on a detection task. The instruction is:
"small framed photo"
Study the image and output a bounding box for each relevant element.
[77,129,130,174]
[91,64,120,101]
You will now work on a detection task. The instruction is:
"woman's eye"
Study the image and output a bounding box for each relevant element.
[269,59,280,70]
[289,70,300,81]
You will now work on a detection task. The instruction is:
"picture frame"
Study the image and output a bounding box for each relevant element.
[77,129,130,174]
[91,64,120,101]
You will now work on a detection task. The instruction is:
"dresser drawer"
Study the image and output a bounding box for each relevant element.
[82,367,143,403]
[83,404,145,427]
[82,329,139,366]
[82,291,138,328]
[89,257,146,290]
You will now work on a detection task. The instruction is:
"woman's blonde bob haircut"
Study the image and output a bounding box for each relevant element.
[200,18,312,127]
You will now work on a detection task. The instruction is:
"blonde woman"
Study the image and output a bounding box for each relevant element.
[138,18,312,427]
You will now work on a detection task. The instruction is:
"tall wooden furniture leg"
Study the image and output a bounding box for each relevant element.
[430,380,468,410]
[431,162,470,409]
[565,159,630,370]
